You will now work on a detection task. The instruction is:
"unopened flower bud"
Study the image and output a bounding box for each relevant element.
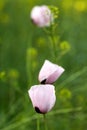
[30,5,53,27]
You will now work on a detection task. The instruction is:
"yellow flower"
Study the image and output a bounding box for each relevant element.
[59,88,72,100]
[0,1,4,11]
[27,48,38,59]
[62,0,73,10]
[36,37,46,48]
[32,61,38,71]
[0,71,6,79]
[0,14,9,24]
[60,41,71,52]
[8,69,19,79]
[74,1,86,12]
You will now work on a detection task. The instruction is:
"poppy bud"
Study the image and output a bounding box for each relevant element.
[30,5,53,27]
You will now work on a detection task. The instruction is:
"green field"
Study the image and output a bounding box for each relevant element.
[0,0,87,130]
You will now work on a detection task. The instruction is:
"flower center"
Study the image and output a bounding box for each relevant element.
[41,79,46,84]
[35,107,42,113]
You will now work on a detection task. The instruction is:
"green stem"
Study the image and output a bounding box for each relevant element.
[37,115,40,130]
[26,49,32,87]
[43,26,58,62]
[43,114,48,130]
[51,34,57,56]
[49,34,57,63]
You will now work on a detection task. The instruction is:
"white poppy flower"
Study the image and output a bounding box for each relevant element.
[30,5,53,27]
[28,84,56,114]
[38,60,65,84]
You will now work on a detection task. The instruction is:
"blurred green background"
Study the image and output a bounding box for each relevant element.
[0,0,87,130]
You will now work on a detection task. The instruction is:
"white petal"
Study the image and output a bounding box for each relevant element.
[46,65,65,84]
[38,60,65,84]
[28,84,56,113]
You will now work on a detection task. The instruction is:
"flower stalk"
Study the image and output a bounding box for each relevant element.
[43,114,48,130]
[37,115,40,130]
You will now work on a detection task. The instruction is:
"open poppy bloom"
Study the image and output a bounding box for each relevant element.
[38,60,65,84]
[28,84,56,114]
[30,5,53,27]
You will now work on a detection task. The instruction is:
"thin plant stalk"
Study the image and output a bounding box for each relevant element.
[49,34,57,62]
[43,114,48,130]
[37,115,40,130]
[26,49,32,87]
[43,26,59,63]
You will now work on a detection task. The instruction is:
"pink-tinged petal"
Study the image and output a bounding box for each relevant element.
[28,85,56,114]
[30,5,53,27]
[38,60,65,84]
